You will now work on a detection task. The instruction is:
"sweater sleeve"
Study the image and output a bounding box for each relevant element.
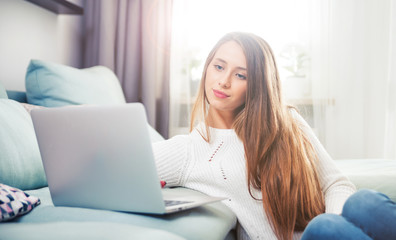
[152,134,190,187]
[291,110,356,214]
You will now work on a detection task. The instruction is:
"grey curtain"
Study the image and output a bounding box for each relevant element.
[82,0,172,138]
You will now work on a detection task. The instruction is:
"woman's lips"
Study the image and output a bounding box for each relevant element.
[213,89,230,99]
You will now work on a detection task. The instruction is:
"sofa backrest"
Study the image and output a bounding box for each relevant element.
[6,90,27,103]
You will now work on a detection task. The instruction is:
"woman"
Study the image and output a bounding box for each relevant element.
[153,32,356,240]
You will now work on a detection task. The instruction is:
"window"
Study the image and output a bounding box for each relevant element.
[169,0,313,136]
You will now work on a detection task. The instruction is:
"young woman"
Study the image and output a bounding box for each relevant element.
[152,32,356,240]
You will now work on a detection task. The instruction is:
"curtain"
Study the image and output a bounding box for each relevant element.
[82,0,173,138]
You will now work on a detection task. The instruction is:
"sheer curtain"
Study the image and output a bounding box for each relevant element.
[310,0,395,159]
[384,0,396,159]
[170,0,396,159]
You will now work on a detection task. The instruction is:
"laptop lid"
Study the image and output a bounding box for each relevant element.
[31,103,167,214]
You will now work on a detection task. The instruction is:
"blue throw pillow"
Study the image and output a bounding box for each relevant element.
[25,59,126,107]
[0,99,47,190]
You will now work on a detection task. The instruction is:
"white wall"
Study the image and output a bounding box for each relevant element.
[0,0,84,91]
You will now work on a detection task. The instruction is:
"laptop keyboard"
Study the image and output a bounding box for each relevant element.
[164,200,193,207]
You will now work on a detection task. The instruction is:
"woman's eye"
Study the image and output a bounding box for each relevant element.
[214,65,224,71]
[236,73,247,80]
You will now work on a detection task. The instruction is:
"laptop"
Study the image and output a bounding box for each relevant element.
[31,103,226,214]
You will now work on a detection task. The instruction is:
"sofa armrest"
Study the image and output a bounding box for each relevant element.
[335,159,396,201]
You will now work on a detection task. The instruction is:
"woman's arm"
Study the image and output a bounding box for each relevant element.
[152,135,190,187]
[291,110,356,214]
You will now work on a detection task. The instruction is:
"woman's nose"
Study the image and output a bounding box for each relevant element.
[218,73,231,88]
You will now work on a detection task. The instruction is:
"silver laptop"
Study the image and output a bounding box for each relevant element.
[31,103,226,214]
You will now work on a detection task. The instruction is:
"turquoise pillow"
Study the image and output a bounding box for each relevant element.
[0,81,8,99]
[0,99,47,190]
[25,59,126,107]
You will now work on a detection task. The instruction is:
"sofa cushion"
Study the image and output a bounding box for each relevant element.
[0,99,47,190]
[0,81,8,99]
[17,187,236,240]
[0,222,186,240]
[25,59,126,107]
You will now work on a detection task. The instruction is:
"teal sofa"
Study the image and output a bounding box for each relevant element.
[0,60,237,240]
[1,59,395,239]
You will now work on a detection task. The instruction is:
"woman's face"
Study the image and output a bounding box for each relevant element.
[205,41,248,114]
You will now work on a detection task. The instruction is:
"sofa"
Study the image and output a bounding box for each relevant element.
[0,59,395,240]
[0,60,237,240]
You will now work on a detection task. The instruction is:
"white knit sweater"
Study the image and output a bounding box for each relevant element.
[152,111,356,240]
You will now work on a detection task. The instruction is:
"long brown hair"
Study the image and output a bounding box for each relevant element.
[190,32,325,240]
